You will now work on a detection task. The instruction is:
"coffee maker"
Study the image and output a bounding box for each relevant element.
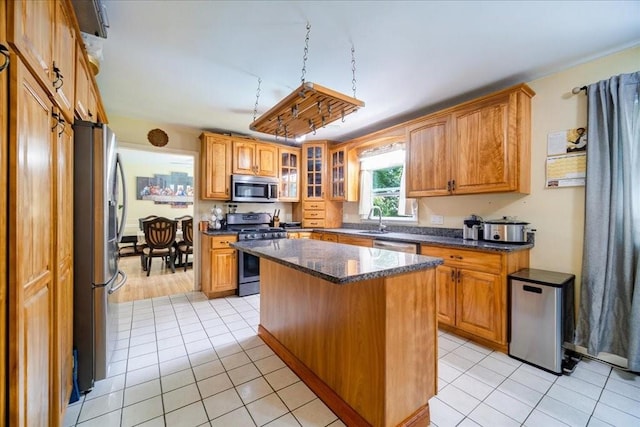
[463,214,483,240]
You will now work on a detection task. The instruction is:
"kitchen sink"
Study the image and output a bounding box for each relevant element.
[358,230,389,234]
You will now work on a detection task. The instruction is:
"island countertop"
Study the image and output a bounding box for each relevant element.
[231,238,443,284]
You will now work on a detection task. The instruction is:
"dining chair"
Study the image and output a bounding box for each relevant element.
[142,217,178,276]
[138,215,159,270]
[176,217,194,271]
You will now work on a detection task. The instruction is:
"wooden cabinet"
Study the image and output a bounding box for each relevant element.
[278,146,300,201]
[337,235,373,247]
[310,231,338,242]
[53,110,73,423]
[200,234,238,298]
[0,1,8,418]
[329,146,359,201]
[200,132,232,200]
[421,245,529,351]
[232,140,277,177]
[52,0,75,123]
[8,54,56,426]
[407,84,534,197]
[287,231,312,239]
[7,0,54,96]
[294,142,343,228]
[74,44,97,122]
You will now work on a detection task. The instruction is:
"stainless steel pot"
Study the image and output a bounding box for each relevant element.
[483,217,530,243]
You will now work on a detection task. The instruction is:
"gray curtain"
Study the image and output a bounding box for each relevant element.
[575,71,640,371]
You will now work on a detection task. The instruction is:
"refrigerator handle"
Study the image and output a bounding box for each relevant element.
[108,269,128,295]
[116,153,128,243]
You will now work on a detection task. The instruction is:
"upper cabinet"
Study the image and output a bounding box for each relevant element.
[232,140,278,177]
[52,0,76,123]
[74,45,97,122]
[278,146,300,202]
[201,132,232,200]
[303,142,326,200]
[406,84,534,197]
[7,0,54,94]
[329,145,359,202]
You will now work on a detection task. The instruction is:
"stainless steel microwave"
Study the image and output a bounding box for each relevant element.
[231,174,279,203]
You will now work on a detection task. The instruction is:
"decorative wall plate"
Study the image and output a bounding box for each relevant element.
[147,128,169,147]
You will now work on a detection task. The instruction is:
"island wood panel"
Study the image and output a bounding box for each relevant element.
[259,259,436,427]
[0,0,7,416]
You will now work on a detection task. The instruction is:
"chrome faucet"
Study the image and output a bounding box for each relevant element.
[368,206,386,232]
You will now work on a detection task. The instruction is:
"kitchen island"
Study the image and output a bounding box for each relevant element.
[232,239,443,427]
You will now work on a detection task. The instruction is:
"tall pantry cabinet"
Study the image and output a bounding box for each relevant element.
[3,0,104,425]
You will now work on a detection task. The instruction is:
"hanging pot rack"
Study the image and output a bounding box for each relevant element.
[250,23,364,140]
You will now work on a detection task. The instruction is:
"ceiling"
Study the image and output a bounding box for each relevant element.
[94,1,640,143]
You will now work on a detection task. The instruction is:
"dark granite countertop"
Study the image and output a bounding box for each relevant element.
[318,228,533,253]
[231,239,443,284]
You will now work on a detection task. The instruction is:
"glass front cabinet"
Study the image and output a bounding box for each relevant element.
[278,147,301,201]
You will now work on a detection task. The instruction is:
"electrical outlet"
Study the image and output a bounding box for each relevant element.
[430,215,444,225]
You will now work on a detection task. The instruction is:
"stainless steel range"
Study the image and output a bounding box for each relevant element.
[226,213,287,296]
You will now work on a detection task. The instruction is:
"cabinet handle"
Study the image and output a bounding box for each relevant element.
[457,271,461,282]
[451,270,455,282]
[447,180,451,192]
[0,44,9,73]
[52,62,64,91]
[451,179,456,191]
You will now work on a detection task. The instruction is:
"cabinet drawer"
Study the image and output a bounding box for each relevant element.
[303,210,325,219]
[303,201,325,211]
[208,235,237,249]
[421,245,502,274]
[303,219,326,228]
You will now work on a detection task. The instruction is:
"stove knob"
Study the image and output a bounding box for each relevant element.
[248,233,255,239]
[493,234,500,240]
[262,233,268,238]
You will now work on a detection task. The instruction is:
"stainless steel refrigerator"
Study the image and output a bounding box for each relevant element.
[73,120,128,393]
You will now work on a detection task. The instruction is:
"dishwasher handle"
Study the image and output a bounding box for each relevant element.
[372,240,418,254]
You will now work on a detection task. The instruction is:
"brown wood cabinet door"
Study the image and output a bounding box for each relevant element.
[435,265,456,326]
[452,93,515,194]
[7,0,53,96]
[406,115,451,197]
[255,143,277,177]
[337,235,373,247]
[52,0,75,122]
[74,47,90,120]
[279,147,300,201]
[200,134,231,200]
[0,0,8,416]
[329,147,346,199]
[211,248,237,292]
[233,141,255,175]
[9,55,55,426]
[455,268,503,343]
[53,115,73,424]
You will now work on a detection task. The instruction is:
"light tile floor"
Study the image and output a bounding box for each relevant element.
[64,292,640,427]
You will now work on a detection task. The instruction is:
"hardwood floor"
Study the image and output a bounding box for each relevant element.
[113,255,194,303]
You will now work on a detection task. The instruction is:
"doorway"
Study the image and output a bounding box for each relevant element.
[115,145,197,303]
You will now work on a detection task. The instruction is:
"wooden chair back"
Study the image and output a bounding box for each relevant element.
[139,215,159,231]
[143,217,177,250]
[181,218,194,246]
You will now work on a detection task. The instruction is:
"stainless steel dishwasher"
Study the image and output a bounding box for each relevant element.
[372,240,418,254]
[508,268,575,374]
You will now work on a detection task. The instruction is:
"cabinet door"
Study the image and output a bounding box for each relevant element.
[8,0,53,95]
[455,269,503,342]
[337,235,373,247]
[233,141,256,175]
[201,134,231,200]
[53,116,74,423]
[52,0,76,122]
[434,265,456,326]
[255,143,277,177]
[406,115,451,197]
[211,248,237,292]
[452,93,515,194]
[279,147,300,201]
[303,143,325,199]
[0,4,8,417]
[9,56,55,426]
[74,48,91,120]
[330,147,346,200]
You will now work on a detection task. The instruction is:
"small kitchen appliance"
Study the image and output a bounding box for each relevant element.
[483,216,531,243]
[231,174,279,203]
[226,212,288,296]
[463,214,483,240]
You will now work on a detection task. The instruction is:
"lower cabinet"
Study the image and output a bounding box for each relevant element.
[337,235,373,247]
[311,232,338,242]
[421,245,529,351]
[287,231,312,239]
[200,234,237,298]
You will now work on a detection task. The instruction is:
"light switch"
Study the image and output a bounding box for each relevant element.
[430,215,444,225]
